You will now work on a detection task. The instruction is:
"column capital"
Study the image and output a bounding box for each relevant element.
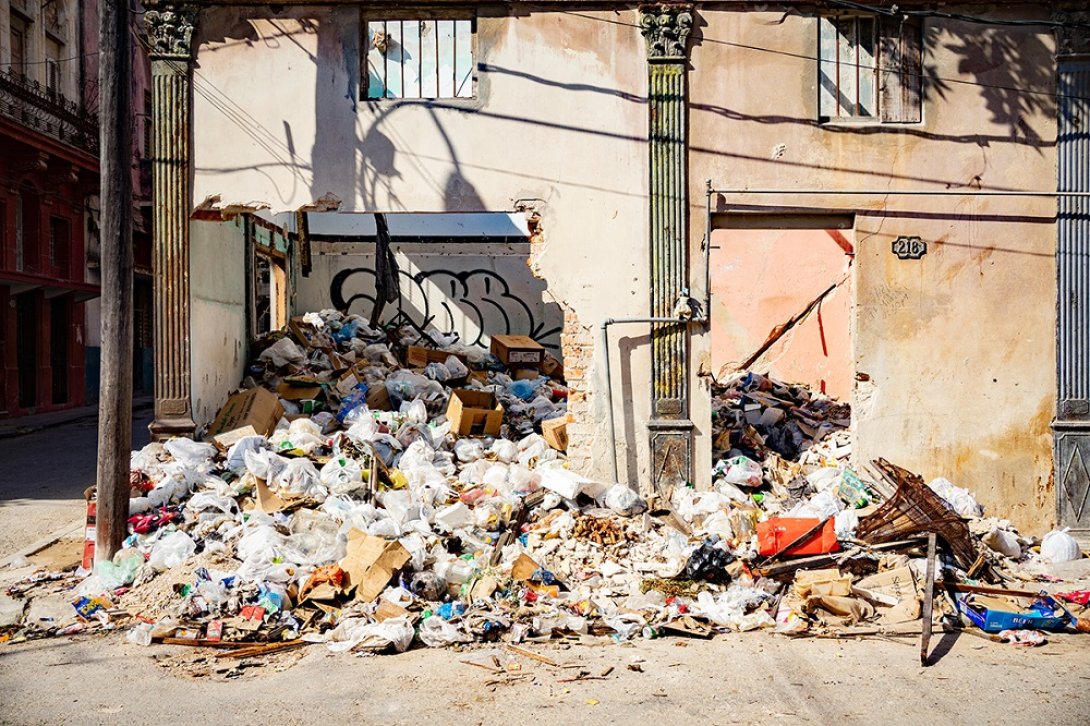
[639,4,693,62]
[144,3,199,60]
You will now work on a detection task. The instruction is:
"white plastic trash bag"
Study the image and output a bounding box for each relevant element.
[719,456,763,488]
[147,531,196,571]
[602,484,647,517]
[1041,529,1082,563]
[927,477,983,518]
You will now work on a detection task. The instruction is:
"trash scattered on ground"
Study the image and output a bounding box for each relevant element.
[2,318,1086,662]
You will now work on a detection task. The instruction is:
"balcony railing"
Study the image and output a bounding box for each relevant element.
[0,68,98,155]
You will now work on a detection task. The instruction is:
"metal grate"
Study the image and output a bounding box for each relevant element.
[363,18,474,100]
[819,16,877,119]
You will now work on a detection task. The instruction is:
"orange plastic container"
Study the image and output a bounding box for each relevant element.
[756,517,839,557]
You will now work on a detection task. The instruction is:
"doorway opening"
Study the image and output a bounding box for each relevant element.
[707,213,855,481]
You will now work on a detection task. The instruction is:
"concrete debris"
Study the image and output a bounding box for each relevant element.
[2,320,1086,658]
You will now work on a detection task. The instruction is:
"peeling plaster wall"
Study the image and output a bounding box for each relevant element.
[188,5,1059,530]
[689,8,1057,533]
[189,218,248,427]
[191,8,652,483]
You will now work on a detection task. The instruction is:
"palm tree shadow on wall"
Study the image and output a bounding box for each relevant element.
[923,23,1055,147]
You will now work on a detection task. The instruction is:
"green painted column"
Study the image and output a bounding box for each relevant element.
[145,3,198,438]
[640,5,692,503]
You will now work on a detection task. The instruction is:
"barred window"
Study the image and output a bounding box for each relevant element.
[363,17,475,100]
[819,16,922,123]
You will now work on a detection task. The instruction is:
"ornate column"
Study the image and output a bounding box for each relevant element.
[640,5,692,504]
[145,4,198,438]
[1054,13,1090,540]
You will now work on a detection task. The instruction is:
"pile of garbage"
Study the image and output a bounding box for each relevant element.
[2,314,1088,656]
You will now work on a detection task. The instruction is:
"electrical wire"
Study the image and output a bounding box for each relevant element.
[824,0,1090,30]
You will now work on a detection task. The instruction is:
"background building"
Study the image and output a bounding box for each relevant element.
[0,0,152,418]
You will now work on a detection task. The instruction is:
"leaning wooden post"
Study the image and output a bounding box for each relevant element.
[94,0,134,562]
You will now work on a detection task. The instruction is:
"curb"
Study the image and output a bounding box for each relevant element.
[0,399,155,440]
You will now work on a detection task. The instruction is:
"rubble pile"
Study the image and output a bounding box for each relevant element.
[2,313,1088,657]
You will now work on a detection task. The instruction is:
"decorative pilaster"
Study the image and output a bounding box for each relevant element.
[641,5,692,504]
[1054,12,1090,541]
[146,3,198,438]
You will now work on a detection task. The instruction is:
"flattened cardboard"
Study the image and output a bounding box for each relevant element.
[207,388,285,439]
[340,530,411,603]
[511,553,541,582]
[490,335,545,367]
[212,424,259,451]
[255,478,290,514]
[277,381,323,401]
[446,388,504,437]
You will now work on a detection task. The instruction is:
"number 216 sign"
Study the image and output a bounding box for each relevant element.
[892,235,927,260]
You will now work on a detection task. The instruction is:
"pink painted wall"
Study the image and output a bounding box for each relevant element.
[710,227,854,399]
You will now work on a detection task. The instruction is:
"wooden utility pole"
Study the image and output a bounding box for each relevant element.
[95,0,134,563]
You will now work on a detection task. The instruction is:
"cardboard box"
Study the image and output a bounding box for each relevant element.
[490,335,545,367]
[366,383,392,412]
[541,416,568,452]
[406,346,468,369]
[511,368,541,381]
[288,316,332,351]
[956,593,1071,633]
[207,388,284,439]
[446,388,504,437]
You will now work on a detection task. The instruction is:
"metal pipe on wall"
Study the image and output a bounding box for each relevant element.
[601,315,705,484]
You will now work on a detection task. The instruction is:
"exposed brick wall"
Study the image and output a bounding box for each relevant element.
[524,209,596,475]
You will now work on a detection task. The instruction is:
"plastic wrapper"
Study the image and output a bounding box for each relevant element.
[418,614,473,647]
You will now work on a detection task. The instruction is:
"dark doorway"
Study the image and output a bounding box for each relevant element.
[50,297,70,404]
[15,295,37,409]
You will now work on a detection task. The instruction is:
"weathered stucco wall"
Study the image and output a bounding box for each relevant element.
[192,7,652,482]
[688,8,1057,533]
[189,5,1059,531]
[189,218,248,427]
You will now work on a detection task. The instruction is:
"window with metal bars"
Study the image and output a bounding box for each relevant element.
[362,17,475,100]
[818,15,922,123]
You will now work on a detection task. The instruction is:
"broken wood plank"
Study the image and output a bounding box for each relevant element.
[155,637,239,649]
[215,639,308,659]
[920,532,937,667]
[504,643,560,667]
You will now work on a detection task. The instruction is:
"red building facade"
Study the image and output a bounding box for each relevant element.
[0,35,99,417]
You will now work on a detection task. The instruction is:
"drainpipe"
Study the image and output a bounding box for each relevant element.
[602,309,707,484]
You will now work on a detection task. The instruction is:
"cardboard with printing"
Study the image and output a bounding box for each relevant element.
[490,335,545,367]
[541,416,569,451]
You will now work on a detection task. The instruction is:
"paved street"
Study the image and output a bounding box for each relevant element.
[0,409,152,560]
[1,627,1088,725]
